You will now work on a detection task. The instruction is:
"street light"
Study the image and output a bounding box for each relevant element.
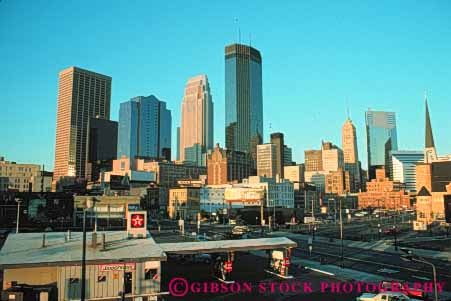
[400,248,438,301]
[81,197,97,301]
[393,225,398,251]
[15,198,22,234]
[339,198,344,268]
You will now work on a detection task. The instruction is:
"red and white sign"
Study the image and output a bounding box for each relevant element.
[131,213,145,228]
[127,210,147,237]
[224,261,233,272]
[283,257,290,267]
[100,263,136,272]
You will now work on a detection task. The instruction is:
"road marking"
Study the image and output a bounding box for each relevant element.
[377,268,400,274]
[304,267,335,276]
[294,249,451,278]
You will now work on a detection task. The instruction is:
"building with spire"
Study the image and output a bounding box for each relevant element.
[415,97,451,228]
[424,96,437,163]
[179,75,213,165]
[342,118,362,192]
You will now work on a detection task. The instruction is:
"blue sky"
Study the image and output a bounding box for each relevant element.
[1,0,451,171]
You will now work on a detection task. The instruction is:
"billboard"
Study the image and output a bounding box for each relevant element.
[109,174,130,190]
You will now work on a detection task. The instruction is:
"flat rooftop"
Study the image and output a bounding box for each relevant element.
[159,237,297,254]
[0,231,166,269]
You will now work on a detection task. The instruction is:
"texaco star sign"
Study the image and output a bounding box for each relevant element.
[131,214,144,228]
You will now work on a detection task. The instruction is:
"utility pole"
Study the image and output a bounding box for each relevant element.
[339,198,344,268]
[15,198,21,234]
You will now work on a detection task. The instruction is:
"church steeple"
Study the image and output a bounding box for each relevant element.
[424,93,437,163]
[425,97,435,148]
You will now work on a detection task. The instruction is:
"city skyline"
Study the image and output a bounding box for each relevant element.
[1,1,451,170]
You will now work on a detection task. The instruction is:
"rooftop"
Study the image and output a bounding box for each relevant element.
[0,231,166,269]
[159,237,297,255]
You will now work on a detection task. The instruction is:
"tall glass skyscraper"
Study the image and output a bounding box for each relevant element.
[117,95,171,161]
[225,44,263,160]
[365,110,398,179]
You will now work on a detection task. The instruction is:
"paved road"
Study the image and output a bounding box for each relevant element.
[161,252,361,301]
[290,236,451,291]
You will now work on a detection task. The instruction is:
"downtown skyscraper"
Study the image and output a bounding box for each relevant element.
[342,118,362,192]
[53,66,112,180]
[365,110,398,180]
[179,75,213,163]
[225,44,263,162]
[117,95,171,162]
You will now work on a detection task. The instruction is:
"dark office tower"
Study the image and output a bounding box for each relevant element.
[86,117,118,181]
[54,67,112,180]
[365,110,398,180]
[176,127,180,161]
[270,133,284,178]
[225,44,263,162]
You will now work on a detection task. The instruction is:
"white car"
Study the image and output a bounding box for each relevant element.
[232,225,250,235]
[356,291,422,301]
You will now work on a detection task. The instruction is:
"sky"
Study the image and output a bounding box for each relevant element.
[1,0,451,171]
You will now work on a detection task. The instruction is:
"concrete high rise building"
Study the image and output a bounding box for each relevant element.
[321,141,344,173]
[117,95,171,163]
[179,75,213,161]
[342,118,362,192]
[270,133,284,178]
[53,67,112,180]
[225,44,263,161]
[257,144,277,178]
[366,110,398,180]
[304,150,323,172]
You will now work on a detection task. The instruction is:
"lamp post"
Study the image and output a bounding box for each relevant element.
[81,197,96,301]
[339,198,344,268]
[393,225,398,251]
[15,198,21,234]
[400,248,438,301]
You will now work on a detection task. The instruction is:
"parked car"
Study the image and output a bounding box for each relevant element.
[356,291,422,301]
[196,235,209,242]
[383,228,401,235]
[232,225,250,235]
[380,281,426,300]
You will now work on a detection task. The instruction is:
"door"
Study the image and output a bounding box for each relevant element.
[124,272,132,294]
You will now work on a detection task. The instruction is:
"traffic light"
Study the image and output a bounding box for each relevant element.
[445,195,451,223]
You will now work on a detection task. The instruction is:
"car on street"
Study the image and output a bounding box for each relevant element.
[232,225,250,235]
[196,235,210,242]
[356,291,422,301]
[383,228,401,235]
[380,281,426,300]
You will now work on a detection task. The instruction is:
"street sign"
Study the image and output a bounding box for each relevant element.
[224,261,233,272]
[283,257,290,267]
[100,263,136,272]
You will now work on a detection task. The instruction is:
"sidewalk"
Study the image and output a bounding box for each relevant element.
[268,232,451,261]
